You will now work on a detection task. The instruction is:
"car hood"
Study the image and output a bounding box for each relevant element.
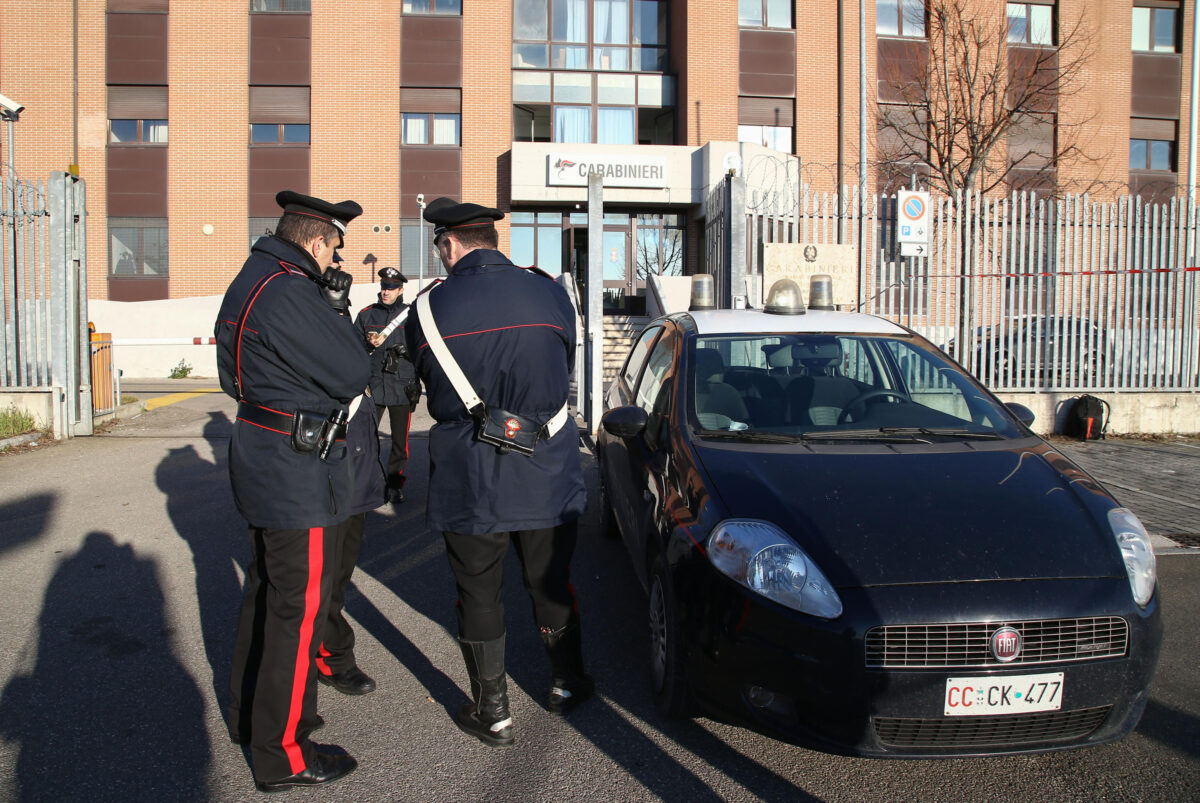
[695,440,1124,588]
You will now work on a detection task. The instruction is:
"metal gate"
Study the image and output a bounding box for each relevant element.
[1,172,92,437]
[705,179,1200,393]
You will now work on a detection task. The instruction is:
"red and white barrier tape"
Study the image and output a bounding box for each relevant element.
[925,266,1200,279]
[111,337,217,346]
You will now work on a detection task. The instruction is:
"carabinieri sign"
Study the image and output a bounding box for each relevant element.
[547,153,669,188]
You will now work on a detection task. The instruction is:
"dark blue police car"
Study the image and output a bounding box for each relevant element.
[597,280,1161,757]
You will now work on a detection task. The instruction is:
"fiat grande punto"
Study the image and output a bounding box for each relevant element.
[597,282,1161,757]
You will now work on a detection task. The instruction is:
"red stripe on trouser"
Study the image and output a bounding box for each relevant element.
[316,644,332,676]
[402,409,412,462]
[281,527,325,774]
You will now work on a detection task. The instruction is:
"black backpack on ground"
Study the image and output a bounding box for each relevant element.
[1064,394,1110,440]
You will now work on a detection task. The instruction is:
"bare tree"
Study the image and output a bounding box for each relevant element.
[874,0,1097,197]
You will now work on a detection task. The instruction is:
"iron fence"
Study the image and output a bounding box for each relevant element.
[722,182,1200,392]
[1,172,91,436]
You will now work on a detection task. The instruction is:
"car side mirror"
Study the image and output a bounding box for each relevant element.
[601,405,648,439]
[1005,402,1035,428]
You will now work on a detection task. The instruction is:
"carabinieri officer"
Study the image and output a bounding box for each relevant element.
[405,197,591,749]
[354,266,419,503]
[215,190,368,793]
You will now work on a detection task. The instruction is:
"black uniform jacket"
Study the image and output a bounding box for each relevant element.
[354,297,416,406]
[405,249,586,535]
[346,393,387,516]
[215,236,371,529]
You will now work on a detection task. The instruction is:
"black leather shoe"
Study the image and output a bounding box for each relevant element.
[317,666,376,696]
[255,750,357,793]
[229,714,324,745]
[389,486,405,504]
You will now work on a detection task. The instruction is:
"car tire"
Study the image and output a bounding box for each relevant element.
[648,554,692,718]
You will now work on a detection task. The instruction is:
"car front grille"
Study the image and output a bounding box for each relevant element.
[873,706,1112,748]
[864,617,1129,668]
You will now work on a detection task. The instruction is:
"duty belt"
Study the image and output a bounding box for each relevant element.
[236,401,295,435]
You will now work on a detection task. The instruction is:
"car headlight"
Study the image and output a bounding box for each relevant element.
[1108,507,1156,607]
[707,519,843,619]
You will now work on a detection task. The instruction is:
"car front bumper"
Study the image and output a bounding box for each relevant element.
[684,572,1162,758]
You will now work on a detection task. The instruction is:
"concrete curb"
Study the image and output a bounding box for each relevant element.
[0,431,46,451]
[96,401,148,428]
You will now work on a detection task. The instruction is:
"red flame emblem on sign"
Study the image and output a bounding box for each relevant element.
[504,418,521,439]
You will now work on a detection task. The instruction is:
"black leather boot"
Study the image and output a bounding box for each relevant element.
[453,635,514,747]
[540,619,595,715]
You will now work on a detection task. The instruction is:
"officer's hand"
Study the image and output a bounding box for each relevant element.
[319,267,353,316]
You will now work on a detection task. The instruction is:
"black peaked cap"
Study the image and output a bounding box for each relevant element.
[378,267,407,285]
[276,190,363,235]
[423,196,504,236]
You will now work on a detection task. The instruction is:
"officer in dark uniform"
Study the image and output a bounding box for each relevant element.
[215,190,367,792]
[354,266,419,503]
[313,249,387,698]
[405,197,591,748]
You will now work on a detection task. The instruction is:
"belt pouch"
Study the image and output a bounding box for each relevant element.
[476,406,538,456]
[290,409,325,454]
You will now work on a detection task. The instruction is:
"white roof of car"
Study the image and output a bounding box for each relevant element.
[685,308,909,336]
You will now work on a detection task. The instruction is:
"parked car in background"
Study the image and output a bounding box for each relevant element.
[597,285,1160,758]
[947,315,1107,388]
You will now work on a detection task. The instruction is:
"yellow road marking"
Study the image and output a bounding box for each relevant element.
[144,389,222,410]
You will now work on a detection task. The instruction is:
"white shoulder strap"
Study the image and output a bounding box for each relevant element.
[416,289,483,413]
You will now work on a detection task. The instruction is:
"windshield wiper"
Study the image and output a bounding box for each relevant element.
[698,430,806,443]
[876,427,1005,440]
[802,429,932,443]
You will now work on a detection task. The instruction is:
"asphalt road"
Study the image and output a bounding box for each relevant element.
[0,389,1196,802]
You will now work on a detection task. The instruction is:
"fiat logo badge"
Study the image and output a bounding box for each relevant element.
[991,626,1021,663]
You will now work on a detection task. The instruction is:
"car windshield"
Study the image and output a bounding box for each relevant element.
[689,333,1025,440]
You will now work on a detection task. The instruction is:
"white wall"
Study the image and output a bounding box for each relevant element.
[88,283,411,379]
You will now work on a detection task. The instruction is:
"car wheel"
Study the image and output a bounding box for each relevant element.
[648,555,691,718]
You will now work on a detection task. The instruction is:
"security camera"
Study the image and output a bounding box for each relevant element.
[0,93,24,119]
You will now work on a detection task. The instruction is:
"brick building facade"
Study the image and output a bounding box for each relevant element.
[0,0,1193,308]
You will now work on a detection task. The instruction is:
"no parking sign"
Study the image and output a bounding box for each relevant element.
[896,190,930,247]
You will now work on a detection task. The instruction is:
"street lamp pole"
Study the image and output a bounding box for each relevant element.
[1,95,23,385]
[416,193,427,288]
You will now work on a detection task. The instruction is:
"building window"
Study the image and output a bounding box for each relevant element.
[251,123,310,144]
[251,0,310,11]
[875,0,925,37]
[1132,6,1178,53]
[110,219,168,277]
[510,212,565,275]
[739,0,792,29]
[109,119,168,144]
[402,0,461,13]
[737,124,792,153]
[513,71,674,144]
[249,217,277,250]
[513,0,667,72]
[1130,139,1175,171]
[402,113,461,145]
[634,214,684,279]
[1006,3,1054,45]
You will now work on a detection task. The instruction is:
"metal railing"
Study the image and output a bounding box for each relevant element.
[1,172,91,436]
[711,181,1200,392]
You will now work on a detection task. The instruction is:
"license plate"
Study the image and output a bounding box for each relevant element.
[944,672,1064,716]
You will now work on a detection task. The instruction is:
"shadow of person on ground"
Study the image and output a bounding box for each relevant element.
[0,531,210,801]
[155,412,247,713]
[0,492,55,556]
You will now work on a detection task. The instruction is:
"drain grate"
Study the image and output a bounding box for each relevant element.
[1167,534,1200,548]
